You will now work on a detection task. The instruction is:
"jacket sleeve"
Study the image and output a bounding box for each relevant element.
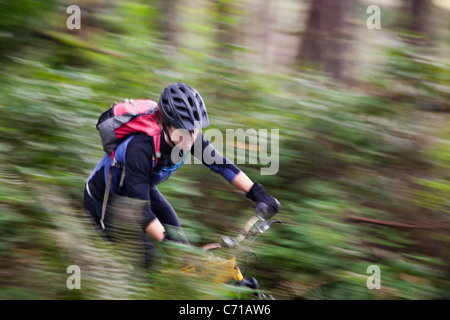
[190,132,241,183]
[124,136,157,229]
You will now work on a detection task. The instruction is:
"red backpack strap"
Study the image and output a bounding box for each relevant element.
[152,133,161,170]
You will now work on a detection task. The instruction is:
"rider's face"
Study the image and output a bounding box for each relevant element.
[168,126,199,151]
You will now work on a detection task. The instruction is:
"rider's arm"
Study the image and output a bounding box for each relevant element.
[191,133,279,217]
[190,132,254,193]
[191,132,241,181]
[231,171,253,193]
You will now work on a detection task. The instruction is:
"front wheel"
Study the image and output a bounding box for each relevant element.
[236,277,275,300]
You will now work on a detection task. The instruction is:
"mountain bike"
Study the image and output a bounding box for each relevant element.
[194,214,282,299]
[155,214,281,300]
[107,197,281,299]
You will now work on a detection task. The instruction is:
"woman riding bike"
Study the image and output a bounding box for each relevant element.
[83,82,280,267]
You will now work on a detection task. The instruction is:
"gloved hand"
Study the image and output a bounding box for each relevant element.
[246,182,280,220]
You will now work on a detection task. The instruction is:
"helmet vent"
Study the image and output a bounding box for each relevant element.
[173,97,183,104]
[181,116,191,123]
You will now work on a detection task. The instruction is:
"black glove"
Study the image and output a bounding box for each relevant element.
[246,182,280,219]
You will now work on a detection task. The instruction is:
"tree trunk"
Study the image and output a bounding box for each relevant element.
[298,0,348,79]
[401,0,430,45]
[409,0,429,34]
[157,0,178,45]
[213,0,236,58]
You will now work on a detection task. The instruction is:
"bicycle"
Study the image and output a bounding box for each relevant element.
[108,197,282,299]
[190,214,282,300]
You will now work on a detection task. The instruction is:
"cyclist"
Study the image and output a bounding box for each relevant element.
[83,82,280,266]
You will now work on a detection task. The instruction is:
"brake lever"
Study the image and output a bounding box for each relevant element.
[253,218,282,234]
[219,217,282,249]
[269,219,282,227]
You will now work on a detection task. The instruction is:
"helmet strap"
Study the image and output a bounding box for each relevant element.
[162,122,176,147]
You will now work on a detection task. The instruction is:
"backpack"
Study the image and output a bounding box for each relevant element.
[95,99,162,229]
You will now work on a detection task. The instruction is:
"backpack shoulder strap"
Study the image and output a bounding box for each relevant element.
[152,132,161,169]
[99,135,134,230]
[100,160,115,230]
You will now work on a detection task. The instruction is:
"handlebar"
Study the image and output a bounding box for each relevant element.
[236,215,281,242]
[203,215,281,250]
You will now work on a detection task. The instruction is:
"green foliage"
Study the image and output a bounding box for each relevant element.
[0,0,449,300]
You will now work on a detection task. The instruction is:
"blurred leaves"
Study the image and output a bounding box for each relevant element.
[0,0,449,299]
